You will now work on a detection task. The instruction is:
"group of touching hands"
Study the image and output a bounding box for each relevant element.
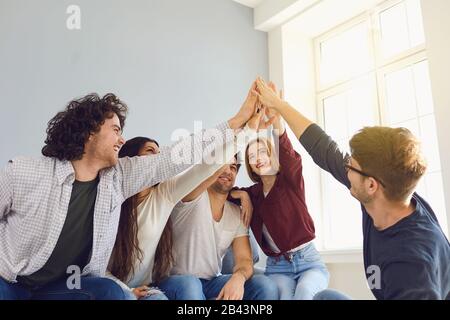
[213,78,288,300]
[229,77,288,227]
[230,77,286,133]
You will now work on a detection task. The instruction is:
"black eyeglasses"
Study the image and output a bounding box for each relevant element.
[344,157,386,188]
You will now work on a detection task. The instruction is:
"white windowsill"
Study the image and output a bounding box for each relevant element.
[319,248,364,264]
[255,248,364,267]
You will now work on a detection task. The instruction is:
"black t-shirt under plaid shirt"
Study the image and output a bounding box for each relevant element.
[18,177,99,289]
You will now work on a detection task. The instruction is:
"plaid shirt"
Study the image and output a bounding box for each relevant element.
[0,122,233,283]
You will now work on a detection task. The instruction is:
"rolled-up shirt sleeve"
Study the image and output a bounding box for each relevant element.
[117,121,234,200]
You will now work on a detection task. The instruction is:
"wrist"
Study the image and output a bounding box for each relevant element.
[228,116,245,130]
[273,120,286,136]
[233,270,247,283]
[277,100,289,112]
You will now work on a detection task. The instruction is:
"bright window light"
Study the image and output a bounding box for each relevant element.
[314,0,447,250]
[384,61,447,234]
[320,23,372,86]
[379,0,425,59]
[322,76,377,249]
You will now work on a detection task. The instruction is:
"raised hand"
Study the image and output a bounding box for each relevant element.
[254,77,284,110]
[249,106,278,131]
[228,81,259,130]
[265,82,282,121]
[254,77,313,139]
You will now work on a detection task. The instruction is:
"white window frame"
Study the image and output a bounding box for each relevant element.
[313,0,445,253]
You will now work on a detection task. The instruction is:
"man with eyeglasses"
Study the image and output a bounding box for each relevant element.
[253,77,450,300]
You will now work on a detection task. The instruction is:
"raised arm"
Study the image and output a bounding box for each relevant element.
[264,94,305,187]
[117,122,232,200]
[179,110,263,204]
[181,165,227,203]
[118,82,262,200]
[255,77,350,187]
[255,77,312,140]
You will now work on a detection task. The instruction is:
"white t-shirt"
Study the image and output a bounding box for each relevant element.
[106,129,254,290]
[170,191,249,280]
[106,128,256,292]
[106,162,222,290]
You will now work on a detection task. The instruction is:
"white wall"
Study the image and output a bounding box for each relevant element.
[326,263,374,299]
[421,0,450,235]
[0,0,268,192]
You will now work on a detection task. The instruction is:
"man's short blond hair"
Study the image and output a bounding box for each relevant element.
[349,126,427,202]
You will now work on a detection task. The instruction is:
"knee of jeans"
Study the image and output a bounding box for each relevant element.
[123,288,137,300]
[296,279,328,299]
[177,275,202,290]
[171,275,203,298]
[94,278,126,300]
[312,289,328,300]
[313,289,351,300]
[0,280,10,299]
[146,292,169,300]
[249,275,279,300]
[0,285,13,300]
[294,286,319,300]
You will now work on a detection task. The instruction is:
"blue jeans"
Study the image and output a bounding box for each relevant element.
[313,289,352,300]
[122,287,169,300]
[158,274,278,300]
[0,276,125,300]
[265,242,329,300]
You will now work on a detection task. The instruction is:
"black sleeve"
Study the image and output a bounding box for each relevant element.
[299,124,351,189]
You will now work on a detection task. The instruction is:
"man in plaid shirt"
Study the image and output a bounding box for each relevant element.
[0,85,260,300]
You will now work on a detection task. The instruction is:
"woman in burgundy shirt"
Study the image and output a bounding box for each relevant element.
[233,85,329,300]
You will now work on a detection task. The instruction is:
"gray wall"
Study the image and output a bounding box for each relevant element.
[0,0,268,186]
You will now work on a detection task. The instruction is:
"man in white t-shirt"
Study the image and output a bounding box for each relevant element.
[159,156,278,300]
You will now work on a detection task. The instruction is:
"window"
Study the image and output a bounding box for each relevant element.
[315,0,447,250]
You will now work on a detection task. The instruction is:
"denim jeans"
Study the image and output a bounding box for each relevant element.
[313,289,352,300]
[158,274,278,300]
[122,287,169,300]
[265,242,329,300]
[0,276,125,300]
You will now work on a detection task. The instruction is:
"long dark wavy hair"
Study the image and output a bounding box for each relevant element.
[110,137,174,284]
[42,93,128,161]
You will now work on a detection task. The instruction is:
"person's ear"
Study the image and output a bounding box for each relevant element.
[367,178,378,195]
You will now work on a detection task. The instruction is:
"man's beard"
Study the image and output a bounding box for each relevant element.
[351,185,372,205]
[211,181,233,194]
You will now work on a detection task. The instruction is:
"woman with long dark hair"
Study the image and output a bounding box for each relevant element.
[107,132,256,300]
[108,137,171,299]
